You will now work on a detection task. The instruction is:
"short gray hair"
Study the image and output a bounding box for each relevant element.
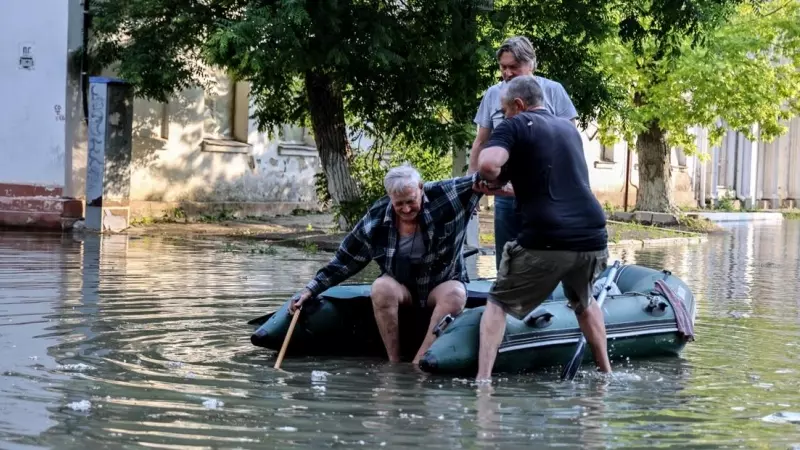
[496,36,537,70]
[501,75,544,109]
[384,163,422,195]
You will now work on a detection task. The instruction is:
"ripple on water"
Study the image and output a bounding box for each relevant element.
[0,223,799,448]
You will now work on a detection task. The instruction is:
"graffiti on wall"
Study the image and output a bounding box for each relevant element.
[18,43,34,70]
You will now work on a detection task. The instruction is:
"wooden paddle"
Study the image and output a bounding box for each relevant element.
[560,260,622,381]
[273,306,301,370]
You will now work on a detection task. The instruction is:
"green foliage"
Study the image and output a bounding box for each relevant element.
[315,137,453,231]
[597,0,800,155]
[90,0,624,150]
[482,0,620,129]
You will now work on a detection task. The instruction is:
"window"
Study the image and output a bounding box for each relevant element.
[277,123,318,157]
[600,144,614,163]
[675,147,688,168]
[202,79,252,153]
[592,142,616,169]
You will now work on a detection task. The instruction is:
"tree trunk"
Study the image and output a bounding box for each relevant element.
[635,121,676,213]
[305,70,361,229]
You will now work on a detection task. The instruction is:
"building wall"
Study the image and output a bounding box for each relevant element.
[576,124,697,210]
[0,0,83,229]
[128,79,318,202]
[700,117,800,209]
[0,0,71,187]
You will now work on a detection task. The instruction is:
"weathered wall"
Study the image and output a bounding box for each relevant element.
[700,117,800,209]
[0,0,83,229]
[0,0,70,187]
[121,74,322,218]
[577,124,697,210]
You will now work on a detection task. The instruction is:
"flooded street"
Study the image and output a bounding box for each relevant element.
[2,222,800,449]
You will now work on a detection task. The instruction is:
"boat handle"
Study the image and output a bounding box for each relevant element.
[433,314,454,337]
[645,296,669,315]
[523,309,554,328]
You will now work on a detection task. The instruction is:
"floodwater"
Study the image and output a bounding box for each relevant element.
[1,221,800,449]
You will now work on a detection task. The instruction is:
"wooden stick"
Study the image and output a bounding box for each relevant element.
[274,307,301,370]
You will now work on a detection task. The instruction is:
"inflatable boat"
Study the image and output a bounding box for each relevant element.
[249,262,697,374]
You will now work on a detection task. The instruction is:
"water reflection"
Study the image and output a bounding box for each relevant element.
[0,220,798,448]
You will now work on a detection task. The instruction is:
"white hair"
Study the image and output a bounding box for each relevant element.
[384,163,422,195]
[502,75,545,108]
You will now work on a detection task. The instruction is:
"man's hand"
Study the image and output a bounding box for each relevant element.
[288,288,312,314]
[473,180,515,197]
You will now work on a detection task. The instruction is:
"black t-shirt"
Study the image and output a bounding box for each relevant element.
[484,109,607,251]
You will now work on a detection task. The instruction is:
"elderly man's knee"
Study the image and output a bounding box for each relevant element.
[371,275,404,309]
[431,281,467,312]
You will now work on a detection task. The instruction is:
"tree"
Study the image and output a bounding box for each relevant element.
[595,0,799,212]
[91,0,492,228]
[90,0,623,228]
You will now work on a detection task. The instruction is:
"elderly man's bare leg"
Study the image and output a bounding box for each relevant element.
[371,275,413,363]
[411,280,467,365]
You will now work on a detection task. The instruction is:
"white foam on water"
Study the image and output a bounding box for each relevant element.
[311,370,329,382]
[57,363,95,372]
[731,406,746,411]
[202,398,224,409]
[67,400,91,412]
[277,426,297,432]
[761,412,800,424]
[607,372,643,382]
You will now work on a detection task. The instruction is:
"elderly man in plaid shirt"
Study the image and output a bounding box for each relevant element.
[290,163,484,364]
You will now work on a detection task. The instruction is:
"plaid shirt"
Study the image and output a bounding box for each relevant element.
[305,173,483,304]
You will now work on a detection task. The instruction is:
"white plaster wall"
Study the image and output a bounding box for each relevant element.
[128,76,321,203]
[0,0,70,187]
[578,124,697,208]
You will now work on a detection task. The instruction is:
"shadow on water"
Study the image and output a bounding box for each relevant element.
[1,221,800,448]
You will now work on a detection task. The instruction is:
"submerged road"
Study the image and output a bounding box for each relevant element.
[1,221,799,449]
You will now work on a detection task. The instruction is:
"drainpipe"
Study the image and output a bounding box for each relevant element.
[623,143,632,211]
[81,0,91,122]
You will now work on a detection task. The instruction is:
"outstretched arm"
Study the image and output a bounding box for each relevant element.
[303,216,374,297]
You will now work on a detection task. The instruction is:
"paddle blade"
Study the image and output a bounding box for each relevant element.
[560,340,586,381]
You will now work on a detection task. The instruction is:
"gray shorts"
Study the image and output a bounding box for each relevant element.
[488,241,609,320]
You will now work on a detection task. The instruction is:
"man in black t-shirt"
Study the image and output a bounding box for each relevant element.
[473,75,612,382]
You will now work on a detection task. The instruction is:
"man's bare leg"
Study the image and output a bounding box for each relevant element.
[475,301,507,382]
[371,275,412,363]
[411,281,466,365]
[576,301,612,373]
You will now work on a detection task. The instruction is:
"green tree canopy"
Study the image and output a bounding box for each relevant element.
[596,0,800,212]
[89,0,620,228]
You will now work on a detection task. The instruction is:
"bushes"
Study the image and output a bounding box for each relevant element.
[315,138,454,230]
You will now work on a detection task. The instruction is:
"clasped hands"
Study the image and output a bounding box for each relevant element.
[472,179,515,197]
